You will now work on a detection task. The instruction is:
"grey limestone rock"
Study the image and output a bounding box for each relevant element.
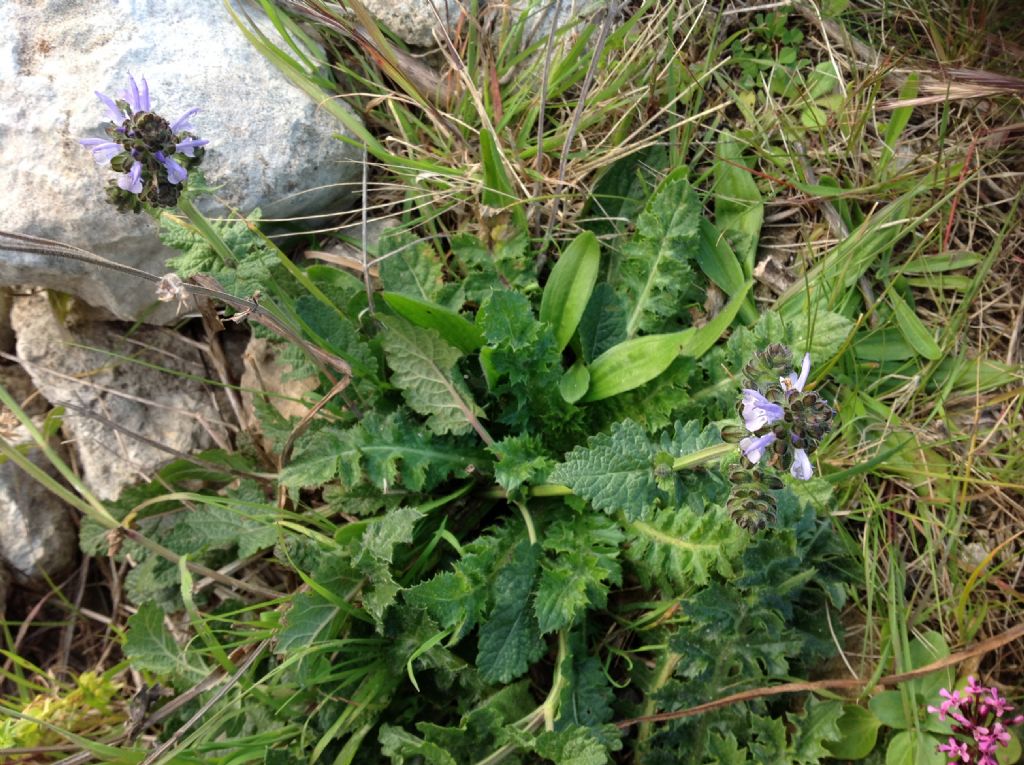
[0,421,76,586]
[11,293,229,501]
[0,0,364,321]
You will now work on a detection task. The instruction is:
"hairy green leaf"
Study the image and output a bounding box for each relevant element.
[477,541,544,683]
[124,602,207,684]
[626,508,744,593]
[617,169,701,337]
[380,316,485,437]
[378,229,444,302]
[577,284,627,364]
[281,412,480,493]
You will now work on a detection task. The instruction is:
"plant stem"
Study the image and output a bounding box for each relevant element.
[516,501,538,546]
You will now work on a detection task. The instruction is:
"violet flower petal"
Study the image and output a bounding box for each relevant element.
[740,389,785,432]
[175,138,209,157]
[124,73,142,112]
[117,161,143,194]
[139,75,151,111]
[156,151,188,184]
[170,108,199,133]
[95,90,125,123]
[79,138,124,164]
[790,448,813,480]
[785,352,812,392]
[740,432,776,464]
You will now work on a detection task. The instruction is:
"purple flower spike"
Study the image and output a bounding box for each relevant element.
[175,137,209,157]
[82,74,206,212]
[740,389,785,432]
[740,432,776,463]
[170,107,200,133]
[117,161,143,194]
[79,137,124,164]
[156,151,187,184]
[790,448,813,480]
[784,352,812,392]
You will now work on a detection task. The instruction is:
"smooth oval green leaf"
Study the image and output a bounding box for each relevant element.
[869,690,910,729]
[696,218,747,296]
[884,730,945,765]
[825,704,882,760]
[807,61,839,99]
[676,282,752,359]
[582,330,692,402]
[855,329,917,362]
[889,293,941,360]
[381,292,484,354]
[559,359,590,404]
[540,231,601,351]
[581,283,751,402]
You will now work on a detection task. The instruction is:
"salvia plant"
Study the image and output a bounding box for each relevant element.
[80,74,207,213]
[18,63,1004,765]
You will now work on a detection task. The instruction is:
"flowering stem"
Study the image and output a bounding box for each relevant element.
[671,442,735,471]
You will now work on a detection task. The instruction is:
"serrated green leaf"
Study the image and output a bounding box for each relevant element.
[477,541,544,683]
[548,419,660,517]
[557,645,615,729]
[380,291,484,353]
[405,569,486,642]
[540,231,601,351]
[787,697,844,764]
[535,725,612,765]
[617,169,701,337]
[380,316,485,437]
[378,230,444,301]
[354,506,423,625]
[789,309,855,361]
[581,143,668,239]
[294,295,377,377]
[577,284,627,363]
[379,725,458,765]
[174,504,277,559]
[281,412,479,493]
[124,602,207,682]
[406,532,505,642]
[277,554,362,654]
[534,563,591,635]
[626,507,744,592]
[489,434,554,495]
